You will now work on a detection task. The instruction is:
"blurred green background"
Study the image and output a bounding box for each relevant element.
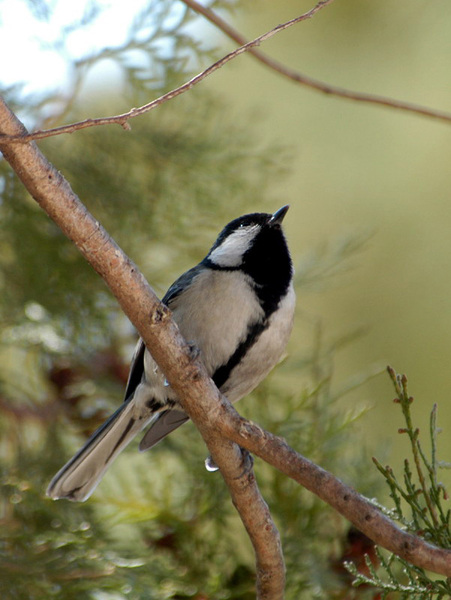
[211,0,451,449]
[1,0,451,598]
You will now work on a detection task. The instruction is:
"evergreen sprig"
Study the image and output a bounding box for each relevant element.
[348,367,451,599]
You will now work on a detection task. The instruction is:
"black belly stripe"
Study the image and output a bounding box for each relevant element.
[212,319,267,390]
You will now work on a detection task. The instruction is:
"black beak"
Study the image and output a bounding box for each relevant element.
[269,205,289,226]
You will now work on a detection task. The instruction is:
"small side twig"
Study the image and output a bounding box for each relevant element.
[180,0,451,125]
[0,0,334,144]
[387,366,440,530]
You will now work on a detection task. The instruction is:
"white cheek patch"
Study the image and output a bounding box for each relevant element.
[209,225,260,267]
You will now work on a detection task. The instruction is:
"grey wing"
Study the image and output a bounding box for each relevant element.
[122,267,201,402]
[136,265,205,450]
[139,409,189,451]
[123,338,146,401]
[162,264,205,307]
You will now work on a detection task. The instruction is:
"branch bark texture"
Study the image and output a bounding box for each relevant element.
[2,94,451,586]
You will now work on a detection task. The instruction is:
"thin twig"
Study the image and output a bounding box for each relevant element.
[387,367,440,529]
[180,0,451,125]
[0,0,334,144]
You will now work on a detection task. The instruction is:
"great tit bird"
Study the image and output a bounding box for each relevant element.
[47,206,295,501]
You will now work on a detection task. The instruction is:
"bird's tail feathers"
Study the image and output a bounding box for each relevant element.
[139,409,189,451]
[46,401,155,502]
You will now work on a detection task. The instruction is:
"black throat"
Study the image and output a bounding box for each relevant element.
[241,224,292,316]
[210,222,292,391]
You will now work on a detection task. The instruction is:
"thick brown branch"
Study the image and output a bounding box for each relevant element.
[0,0,334,144]
[180,0,451,125]
[0,96,285,599]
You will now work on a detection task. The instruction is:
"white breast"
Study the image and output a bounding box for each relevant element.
[221,282,296,402]
[170,269,265,376]
[141,273,295,408]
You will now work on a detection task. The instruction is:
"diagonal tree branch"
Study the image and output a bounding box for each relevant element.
[180,0,451,125]
[0,0,335,144]
[2,91,451,585]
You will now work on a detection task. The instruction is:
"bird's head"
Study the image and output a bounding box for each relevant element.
[204,206,292,290]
